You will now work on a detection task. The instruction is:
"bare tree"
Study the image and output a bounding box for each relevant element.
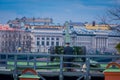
[107,6,120,31]
[97,15,110,25]
[97,6,120,30]
[108,6,120,21]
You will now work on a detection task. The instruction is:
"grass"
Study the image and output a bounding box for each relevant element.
[7,60,109,72]
[7,61,60,71]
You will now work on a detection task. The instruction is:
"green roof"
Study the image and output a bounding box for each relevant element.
[19,74,40,78]
[104,69,120,72]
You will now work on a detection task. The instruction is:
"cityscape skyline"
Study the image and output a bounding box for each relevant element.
[0,0,120,24]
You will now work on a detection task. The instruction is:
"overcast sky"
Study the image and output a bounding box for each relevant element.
[0,0,120,24]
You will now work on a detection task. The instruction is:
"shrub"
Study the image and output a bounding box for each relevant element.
[54,46,86,55]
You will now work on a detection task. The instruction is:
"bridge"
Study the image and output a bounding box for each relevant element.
[0,53,119,80]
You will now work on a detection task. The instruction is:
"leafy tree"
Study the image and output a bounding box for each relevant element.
[54,46,85,55]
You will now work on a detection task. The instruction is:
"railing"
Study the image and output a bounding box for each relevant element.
[0,53,120,80]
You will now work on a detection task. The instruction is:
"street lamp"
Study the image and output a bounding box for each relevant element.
[17,47,21,52]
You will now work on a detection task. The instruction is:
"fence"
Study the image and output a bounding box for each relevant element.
[0,52,120,80]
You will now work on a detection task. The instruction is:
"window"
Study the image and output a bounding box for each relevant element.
[37,41,40,46]
[5,34,7,38]
[56,37,59,40]
[56,42,59,46]
[27,36,29,39]
[2,41,4,46]
[23,36,25,39]
[2,34,4,38]
[37,37,40,40]
[9,41,11,46]
[5,41,7,46]
[19,35,21,39]
[47,37,49,40]
[42,37,45,40]
[46,41,49,46]
[42,41,44,46]
[51,42,54,46]
[51,37,54,40]
[37,49,39,52]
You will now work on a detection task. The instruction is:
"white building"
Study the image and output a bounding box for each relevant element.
[31,28,64,52]
[25,21,120,54]
[70,27,120,54]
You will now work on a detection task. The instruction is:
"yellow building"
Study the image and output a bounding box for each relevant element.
[85,24,110,30]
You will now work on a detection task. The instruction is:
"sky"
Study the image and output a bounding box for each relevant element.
[0,0,120,24]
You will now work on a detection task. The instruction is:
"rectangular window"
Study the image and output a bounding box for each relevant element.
[46,41,49,46]
[37,37,40,40]
[23,36,25,39]
[37,49,39,52]
[2,41,4,46]
[47,37,49,40]
[51,37,54,40]
[42,37,45,40]
[56,42,59,46]
[42,41,44,46]
[56,37,59,40]
[37,41,40,46]
[9,41,11,46]
[51,42,54,46]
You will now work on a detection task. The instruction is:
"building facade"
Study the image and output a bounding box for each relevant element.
[0,24,32,53]
[31,26,64,52]
[6,18,120,54]
[69,25,120,54]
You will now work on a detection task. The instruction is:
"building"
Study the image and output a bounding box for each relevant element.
[7,17,53,29]
[69,25,120,54]
[84,21,110,30]
[6,18,120,54]
[31,25,64,52]
[25,23,120,54]
[7,17,63,53]
[85,24,110,30]
[0,24,32,53]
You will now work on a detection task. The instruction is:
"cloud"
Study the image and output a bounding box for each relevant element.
[0,0,119,24]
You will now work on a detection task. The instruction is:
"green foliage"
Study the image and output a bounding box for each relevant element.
[54,46,85,55]
[116,43,120,53]
[55,46,64,54]
[73,46,83,55]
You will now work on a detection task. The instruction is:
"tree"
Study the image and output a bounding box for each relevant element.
[108,6,120,31]
[108,6,120,21]
[98,6,120,30]
[97,15,111,27]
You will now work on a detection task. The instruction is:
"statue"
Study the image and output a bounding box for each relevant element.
[64,21,70,44]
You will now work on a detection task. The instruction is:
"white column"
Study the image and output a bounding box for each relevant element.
[50,36,51,46]
[106,37,108,49]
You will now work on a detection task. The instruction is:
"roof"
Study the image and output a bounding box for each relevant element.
[71,27,120,36]
[69,22,85,26]
[0,24,15,31]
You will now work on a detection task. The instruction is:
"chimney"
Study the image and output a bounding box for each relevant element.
[92,21,95,26]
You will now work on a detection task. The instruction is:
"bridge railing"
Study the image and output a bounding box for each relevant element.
[0,53,120,80]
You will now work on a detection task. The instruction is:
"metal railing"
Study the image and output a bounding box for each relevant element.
[0,53,120,80]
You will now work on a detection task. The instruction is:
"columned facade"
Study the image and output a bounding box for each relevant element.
[32,29,64,53]
[70,30,120,53]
